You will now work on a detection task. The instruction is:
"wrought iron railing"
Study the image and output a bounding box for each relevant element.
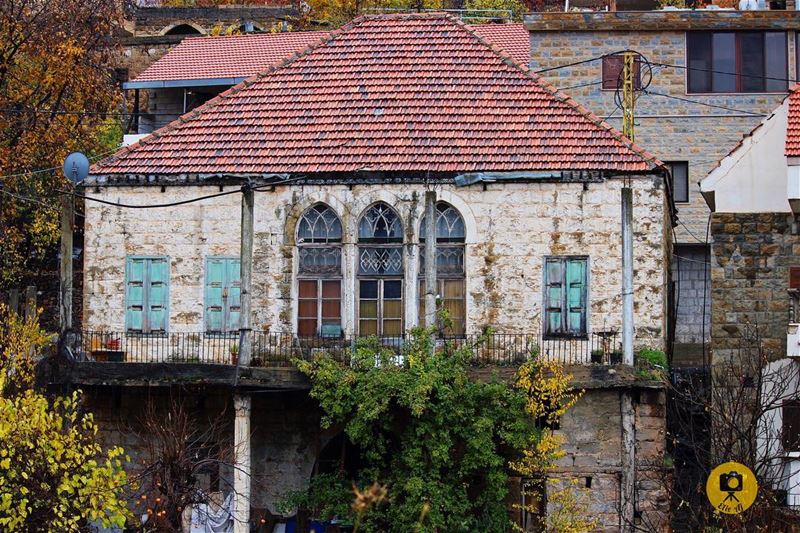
[74,330,621,366]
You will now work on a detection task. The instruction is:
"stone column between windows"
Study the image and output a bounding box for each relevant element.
[342,242,357,337]
[405,242,420,330]
[233,394,251,533]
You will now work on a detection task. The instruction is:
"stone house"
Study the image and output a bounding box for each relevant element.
[59,14,673,531]
[699,87,800,509]
[524,10,800,366]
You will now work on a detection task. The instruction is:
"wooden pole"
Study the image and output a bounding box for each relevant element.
[59,194,74,333]
[424,190,437,328]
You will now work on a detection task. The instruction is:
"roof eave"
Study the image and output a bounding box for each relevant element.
[123,77,247,89]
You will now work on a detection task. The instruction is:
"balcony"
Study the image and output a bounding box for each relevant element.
[69,330,622,367]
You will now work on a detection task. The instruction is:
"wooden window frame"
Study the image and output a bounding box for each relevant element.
[357,278,404,337]
[298,278,343,338]
[125,255,170,335]
[204,256,241,335]
[686,31,788,94]
[542,256,589,340]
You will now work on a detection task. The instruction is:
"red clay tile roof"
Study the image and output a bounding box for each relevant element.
[787,85,800,156]
[132,23,528,84]
[469,23,529,67]
[134,31,330,82]
[96,13,660,176]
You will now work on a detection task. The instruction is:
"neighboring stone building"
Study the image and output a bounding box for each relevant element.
[700,87,800,510]
[524,10,800,366]
[57,14,672,531]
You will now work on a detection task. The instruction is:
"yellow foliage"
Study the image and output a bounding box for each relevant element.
[0,309,130,531]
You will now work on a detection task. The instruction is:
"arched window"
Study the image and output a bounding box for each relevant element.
[358,203,403,336]
[419,202,466,335]
[297,204,342,337]
[164,24,203,36]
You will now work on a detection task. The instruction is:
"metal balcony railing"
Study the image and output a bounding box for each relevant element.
[74,330,621,366]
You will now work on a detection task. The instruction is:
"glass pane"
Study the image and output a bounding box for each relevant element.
[299,247,341,275]
[359,320,378,336]
[740,32,765,92]
[322,300,341,319]
[298,204,342,243]
[442,279,464,298]
[383,300,402,319]
[765,32,787,92]
[360,280,378,299]
[687,32,712,93]
[711,33,736,93]
[358,203,403,242]
[359,247,403,276]
[298,318,317,337]
[360,300,378,319]
[321,280,341,298]
[383,319,402,336]
[384,280,402,299]
[299,280,317,298]
[298,300,317,319]
[669,162,689,203]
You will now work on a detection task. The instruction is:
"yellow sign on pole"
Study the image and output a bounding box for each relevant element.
[706,462,758,514]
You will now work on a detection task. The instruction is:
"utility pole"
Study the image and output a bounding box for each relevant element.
[233,183,254,533]
[424,190,437,328]
[619,50,637,533]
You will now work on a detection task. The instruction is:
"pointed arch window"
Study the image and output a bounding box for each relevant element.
[297,204,342,337]
[419,202,466,336]
[358,203,404,336]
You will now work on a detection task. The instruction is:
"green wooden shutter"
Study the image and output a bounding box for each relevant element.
[544,259,564,336]
[147,258,169,333]
[225,259,241,332]
[565,258,587,336]
[205,258,225,332]
[126,257,145,332]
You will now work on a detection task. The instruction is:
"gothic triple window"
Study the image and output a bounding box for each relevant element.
[358,203,404,336]
[418,202,466,336]
[297,204,343,337]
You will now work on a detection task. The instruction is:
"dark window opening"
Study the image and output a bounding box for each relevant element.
[666,161,689,204]
[165,24,202,36]
[783,400,800,452]
[687,31,787,93]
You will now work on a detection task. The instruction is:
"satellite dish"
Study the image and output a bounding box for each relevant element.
[62,152,89,183]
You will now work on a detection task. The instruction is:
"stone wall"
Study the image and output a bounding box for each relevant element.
[82,177,669,352]
[710,212,798,362]
[551,387,669,532]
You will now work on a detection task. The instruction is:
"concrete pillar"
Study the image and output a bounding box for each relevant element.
[343,242,357,336]
[233,394,251,533]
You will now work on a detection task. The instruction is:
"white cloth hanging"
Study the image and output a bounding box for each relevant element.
[189,492,234,533]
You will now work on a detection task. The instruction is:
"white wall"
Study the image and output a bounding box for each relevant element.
[701,99,791,213]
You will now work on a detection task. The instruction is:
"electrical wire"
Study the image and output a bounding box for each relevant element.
[0,148,119,182]
[642,89,765,117]
[650,60,800,86]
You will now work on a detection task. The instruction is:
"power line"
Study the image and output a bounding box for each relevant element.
[642,89,765,117]
[0,148,119,182]
[651,60,800,86]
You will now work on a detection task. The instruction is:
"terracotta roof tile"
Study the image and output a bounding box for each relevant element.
[787,85,800,156]
[96,13,659,176]
[134,31,330,82]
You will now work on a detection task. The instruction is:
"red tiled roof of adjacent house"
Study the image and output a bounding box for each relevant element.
[786,85,800,156]
[134,31,330,82]
[469,23,529,67]
[95,13,660,176]
[131,23,529,83]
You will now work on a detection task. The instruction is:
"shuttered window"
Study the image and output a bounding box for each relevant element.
[205,257,241,334]
[125,256,169,334]
[544,257,588,338]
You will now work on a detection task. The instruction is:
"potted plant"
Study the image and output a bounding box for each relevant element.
[610,351,623,365]
[590,349,604,364]
[230,342,239,365]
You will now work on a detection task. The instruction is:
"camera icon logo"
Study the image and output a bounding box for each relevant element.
[706,462,757,515]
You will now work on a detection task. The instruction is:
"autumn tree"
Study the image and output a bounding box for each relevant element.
[0,0,123,287]
[0,306,130,531]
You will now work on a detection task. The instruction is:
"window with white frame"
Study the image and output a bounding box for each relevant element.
[418,202,466,336]
[297,204,343,337]
[358,203,404,336]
